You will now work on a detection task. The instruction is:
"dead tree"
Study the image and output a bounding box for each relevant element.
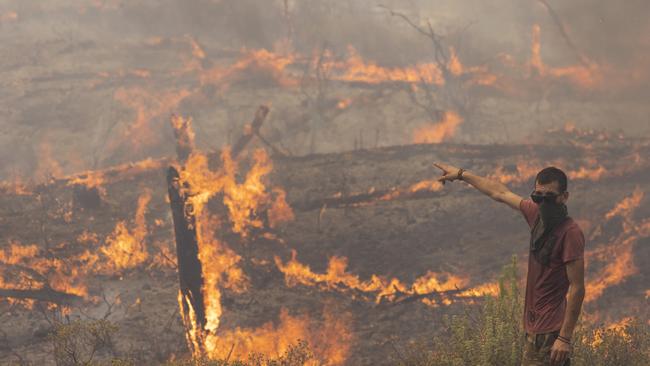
[381,7,475,131]
[167,167,207,334]
[170,114,196,164]
[231,105,270,158]
[165,105,272,351]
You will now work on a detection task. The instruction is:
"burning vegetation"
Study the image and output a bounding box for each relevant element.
[1,1,649,365]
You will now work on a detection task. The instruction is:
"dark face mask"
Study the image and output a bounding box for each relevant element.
[539,201,568,228]
[530,201,568,266]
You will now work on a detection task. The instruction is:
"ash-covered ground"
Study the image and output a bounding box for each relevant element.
[0,1,649,365]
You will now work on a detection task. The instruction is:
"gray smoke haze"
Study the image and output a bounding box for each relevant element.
[0,0,648,181]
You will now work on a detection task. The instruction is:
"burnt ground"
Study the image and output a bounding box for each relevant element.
[1,1,650,365]
[1,139,649,365]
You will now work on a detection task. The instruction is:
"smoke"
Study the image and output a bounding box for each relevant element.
[0,0,649,181]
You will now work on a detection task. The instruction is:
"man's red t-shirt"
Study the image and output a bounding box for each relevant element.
[519,199,585,334]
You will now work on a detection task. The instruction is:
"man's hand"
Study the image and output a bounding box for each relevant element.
[433,162,462,184]
[550,338,571,365]
[433,161,522,210]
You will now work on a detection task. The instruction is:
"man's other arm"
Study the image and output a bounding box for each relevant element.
[433,163,523,210]
[551,258,585,365]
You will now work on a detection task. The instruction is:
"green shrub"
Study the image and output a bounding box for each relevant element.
[164,339,314,366]
[572,319,650,366]
[394,256,650,366]
[49,319,120,366]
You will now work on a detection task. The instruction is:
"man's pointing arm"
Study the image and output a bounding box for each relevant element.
[433,162,523,210]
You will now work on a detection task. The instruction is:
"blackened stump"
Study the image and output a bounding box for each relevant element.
[167,167,206,334]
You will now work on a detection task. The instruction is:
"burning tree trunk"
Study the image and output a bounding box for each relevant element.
[167,167,207,348]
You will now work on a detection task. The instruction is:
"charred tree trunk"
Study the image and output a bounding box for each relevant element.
[231,105,269,158]
[0,288,82,305]
[167,167,206,333]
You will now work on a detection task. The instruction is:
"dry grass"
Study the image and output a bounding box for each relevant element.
[392,256,650,366]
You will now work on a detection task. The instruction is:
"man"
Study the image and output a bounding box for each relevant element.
[434,163,585,366]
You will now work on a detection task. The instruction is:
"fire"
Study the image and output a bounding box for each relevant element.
[198,49,297,88]
[585,236,637,303]
[378,180,443,201]
[567,165,607,181]
[201,307,352,365]
[0,11,18,23]
[268,188,295,228]
[197,215,249,343]
[529,24,602,89]
[175,144,295,359]
[0,240,92,298]
[182,149,293,237]
[187,44,497,91]
[336,98,353,110]
[489,159,610,186]
[591,317,634,347]
[0,242,39,266]
[100,190,151,272]
[413,111,463,144]
[585,188,647,303]
[458,281,500,297]
[66,157,164,189]
[170,114,196,161]
[331,46,444,85]
[275,250,472,306]
[222,149,274,236]
[107,86,191,155]
[448,47,464,76]
[0,177,32,195]
[605,188,644,220]
[489,160,540,185]
[186,36,206,60]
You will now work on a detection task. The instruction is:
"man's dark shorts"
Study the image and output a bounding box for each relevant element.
[522,331,570,366]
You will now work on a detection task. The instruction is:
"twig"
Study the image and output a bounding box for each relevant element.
[537,0,591,68]
[225,343,236,363]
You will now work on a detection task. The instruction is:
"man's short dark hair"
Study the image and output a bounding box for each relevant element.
[536,167,568,192]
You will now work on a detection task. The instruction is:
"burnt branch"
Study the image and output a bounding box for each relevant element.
[0,288,82,305]
[231,105,270,159]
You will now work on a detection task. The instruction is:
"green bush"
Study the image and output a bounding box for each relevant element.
[49,319,120,366]
[164,340,314,366]
[572,319,650,366]
[394,256,650,366]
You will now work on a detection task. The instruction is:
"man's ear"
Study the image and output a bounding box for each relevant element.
[561,191,569,203]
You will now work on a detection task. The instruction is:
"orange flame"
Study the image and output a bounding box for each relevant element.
[0,176,32,195]
[182,149,293,237]
[529,24,602,89]
[275,250,483,306]
[378,180,444,201]
[586,188,647,302]
[413,111,463,144]
[0,11,18,23]
[177,146,295,359]
[108,86,191,154]
[0,240,93,298]
[195,306,352,365]
[198,49,297,88]
[100,189,151,272]
[605,188,644,220]
[591,317,634,347]
[197,215,249,341]
[66,157,164,189]
[331,46,444,85]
